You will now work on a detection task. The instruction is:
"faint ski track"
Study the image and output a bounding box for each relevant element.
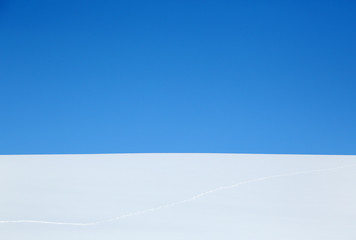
[0,163,355,226]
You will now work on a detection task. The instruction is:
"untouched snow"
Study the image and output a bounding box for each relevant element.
[0,153,355,239]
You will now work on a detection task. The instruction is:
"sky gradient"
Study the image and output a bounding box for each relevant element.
[1,0,355,154]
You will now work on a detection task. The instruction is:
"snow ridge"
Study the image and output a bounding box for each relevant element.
[0,163,354,226]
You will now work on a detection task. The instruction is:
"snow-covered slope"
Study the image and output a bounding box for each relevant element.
[0,153,355,239]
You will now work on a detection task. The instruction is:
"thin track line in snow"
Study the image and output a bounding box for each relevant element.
[0,163,355,226]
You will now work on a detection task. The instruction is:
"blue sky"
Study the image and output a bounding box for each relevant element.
[1,0,355,155]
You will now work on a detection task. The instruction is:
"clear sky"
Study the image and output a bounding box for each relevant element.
[1,0,355,155]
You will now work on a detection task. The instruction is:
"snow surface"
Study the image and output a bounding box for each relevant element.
[0,153,355,239]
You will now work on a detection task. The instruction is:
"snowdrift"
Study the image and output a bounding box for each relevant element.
[0,153,355,239]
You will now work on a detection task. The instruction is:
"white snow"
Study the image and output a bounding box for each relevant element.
[0,153,355,239]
